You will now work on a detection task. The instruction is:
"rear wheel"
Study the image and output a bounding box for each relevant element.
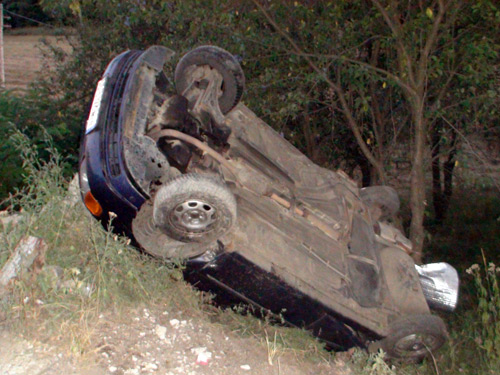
[369,314,448,362]
[153,173,237,243]
[175,45,245,114]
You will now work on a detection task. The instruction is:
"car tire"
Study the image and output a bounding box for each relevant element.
[175,45,245,114]
[360,186,400,219]
[153,173,237,243]
[369,314,448,362]
[132,201,210,259]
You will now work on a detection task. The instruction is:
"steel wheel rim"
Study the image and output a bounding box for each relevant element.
[171,199,216,231]
[394,333,438,356]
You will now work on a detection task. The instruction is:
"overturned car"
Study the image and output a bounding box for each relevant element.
[79,45,459,361]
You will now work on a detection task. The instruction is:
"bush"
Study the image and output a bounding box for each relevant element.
[0,88,78,205]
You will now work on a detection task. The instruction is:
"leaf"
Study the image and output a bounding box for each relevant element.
[69,1,82,18]
[426,7,434,19]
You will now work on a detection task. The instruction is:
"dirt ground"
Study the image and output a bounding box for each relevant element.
[2,31,72,90]
[0,307,351,375]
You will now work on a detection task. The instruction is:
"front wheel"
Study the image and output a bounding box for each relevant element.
[132,201,210,259]
[153,173,237,243]
[369,314,448,362]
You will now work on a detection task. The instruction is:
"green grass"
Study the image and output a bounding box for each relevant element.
[0,135,336,364]
[0,140,199,353]
[2,136,500,374]
[212,304,333,365]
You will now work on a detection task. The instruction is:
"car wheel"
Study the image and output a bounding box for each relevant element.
[153,173,237,243]
[369,314,448,362]
[175,45,245,114]
[360,186,400,219]
[132,201,210,259]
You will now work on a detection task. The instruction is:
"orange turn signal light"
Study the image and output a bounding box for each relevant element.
[84,191,103,217]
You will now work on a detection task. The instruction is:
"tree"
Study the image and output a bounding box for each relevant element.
[37,0,499,261]
[251,0,499,261]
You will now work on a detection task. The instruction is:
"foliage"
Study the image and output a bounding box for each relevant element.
[348,350,398,375]
[0,90,75,205]
[36,0,498,213]
[3,0,53,28]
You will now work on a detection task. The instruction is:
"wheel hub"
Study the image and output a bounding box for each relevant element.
[172,200,216,231]
[395,333,437,356]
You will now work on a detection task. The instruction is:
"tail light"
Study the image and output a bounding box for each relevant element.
[84,191,103,217]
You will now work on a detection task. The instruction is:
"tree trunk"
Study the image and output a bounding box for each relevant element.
[441,141,457,215]
[358,156,373,187]
[432,126,457,224]
[431,127,445,222]
[409,104,427,264]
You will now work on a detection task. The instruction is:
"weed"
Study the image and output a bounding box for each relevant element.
[349,349,397,375]
[4,132,500,374]
[214,304,331,365]
[467,253,500,364]
[265,329,281,365]
[0,137,192,352]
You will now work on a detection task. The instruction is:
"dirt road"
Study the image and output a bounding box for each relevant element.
[3,31,72,91]
[0,307,350,375]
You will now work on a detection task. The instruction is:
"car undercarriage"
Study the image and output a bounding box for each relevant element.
[79,45,459,361]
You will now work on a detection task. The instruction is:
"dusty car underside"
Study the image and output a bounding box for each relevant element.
[81,45,459,361]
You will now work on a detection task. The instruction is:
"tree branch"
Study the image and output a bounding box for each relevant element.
[416,0,448,85]
[371,0,416,86]
[251,0,389,182]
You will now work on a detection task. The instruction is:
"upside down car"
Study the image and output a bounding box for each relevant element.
[79,45,459,361]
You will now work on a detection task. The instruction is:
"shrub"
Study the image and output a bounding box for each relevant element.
[0,88,78,205]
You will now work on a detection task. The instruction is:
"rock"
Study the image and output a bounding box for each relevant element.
[63,174,81,207]
[0,236,47,297]
[169,319,180,329]
[143,362,158,371]
[0,213,23,228]
[124,368,140,375]
[155,325,167,340]
[191,347,212,365]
